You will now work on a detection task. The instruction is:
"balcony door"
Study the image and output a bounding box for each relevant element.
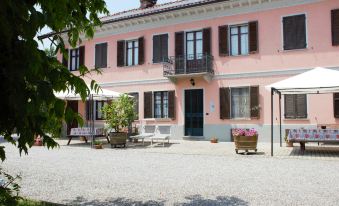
[185,89,204,136]
[186,31,203,73]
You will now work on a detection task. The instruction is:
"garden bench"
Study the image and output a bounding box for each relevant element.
[150,125,171,147]
[67,127,108,145]
[130,125,156,145]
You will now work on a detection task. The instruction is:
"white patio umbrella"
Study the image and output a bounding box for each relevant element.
[265,67,339,156]
[54,86,121,100]
[265,67,339,94]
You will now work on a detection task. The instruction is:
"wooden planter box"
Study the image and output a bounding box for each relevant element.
[109,132,127,148]
[234,135,258,154]
[94,144,103,149]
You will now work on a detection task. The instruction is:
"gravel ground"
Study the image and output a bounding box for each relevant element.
[2,140,339,206]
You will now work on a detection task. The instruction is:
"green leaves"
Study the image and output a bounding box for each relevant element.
[0,0,108,161]
[102,94,137,132]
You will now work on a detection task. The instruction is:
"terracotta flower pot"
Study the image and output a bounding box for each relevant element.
[286,141,294,147]
[210,139,218,143]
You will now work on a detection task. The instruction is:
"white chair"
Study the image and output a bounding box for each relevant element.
[130,125,156,145]
[150,125,171,147]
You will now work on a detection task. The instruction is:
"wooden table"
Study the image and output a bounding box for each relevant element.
[288,129,339,154]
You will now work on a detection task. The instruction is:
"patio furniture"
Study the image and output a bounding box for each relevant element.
[150,125,171,147]
[130,125,156,145]
[67,127,108,145]
[288,129,339,154]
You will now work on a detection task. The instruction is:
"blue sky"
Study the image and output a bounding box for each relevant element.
[39,0,173,48]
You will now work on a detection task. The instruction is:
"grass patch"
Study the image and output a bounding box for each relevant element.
[17,199,63,206]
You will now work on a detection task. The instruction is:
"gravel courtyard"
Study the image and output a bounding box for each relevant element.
[2,140,339,206]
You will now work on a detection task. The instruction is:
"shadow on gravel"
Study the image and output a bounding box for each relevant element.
[64,195,248,206]
[289,145,339,158]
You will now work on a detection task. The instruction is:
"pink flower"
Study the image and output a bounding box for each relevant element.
[232,128,257,137]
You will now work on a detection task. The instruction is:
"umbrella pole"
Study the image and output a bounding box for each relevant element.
[271,88,274,156]
[279,92,282,147]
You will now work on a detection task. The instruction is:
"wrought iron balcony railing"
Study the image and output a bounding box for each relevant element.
[163,54,214,77]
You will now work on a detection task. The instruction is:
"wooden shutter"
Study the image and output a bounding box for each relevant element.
[334,93,339,118]
[62,49,68,67]
[175,31,184,57]
[218,25,229,56]
[203,28,211,55]
[249,21,259,53]
[153,35,161,63]
[168,91,176,119]
[144,92,153,118]
[283,15,306,50]
[331,9,339,46]
[296,94,307,118]
[85,100,90,120]
[161,34,168,62]
[101,43,107,68]
[220,87,230,119]
[284,94,295,118]
[138,37,144,65]
[250,86,260,118]
[79,46,85,66]
[95,44,102,68]
[117,40,125,67]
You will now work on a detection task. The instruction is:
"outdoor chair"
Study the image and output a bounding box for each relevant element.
[130,125,156,145]
[150,125,171,147]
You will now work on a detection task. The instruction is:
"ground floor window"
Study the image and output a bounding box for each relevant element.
[284,94,307,119]
[95,101,107,120]
[230,87,250,118]
[154,91,169,118]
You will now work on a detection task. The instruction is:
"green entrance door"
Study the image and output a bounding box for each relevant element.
[185,89,204,136]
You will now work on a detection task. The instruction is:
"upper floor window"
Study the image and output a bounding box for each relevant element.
[230,24,249,56]
[126,40,139,66]
[186,31,203,60]
[95,43,107,68]
[331,9,339,46]
[218,21,258,57]
[62,46,85,71]
[117,37,144,67]
[284,94,307,119]
[153,34,168,63]
[70,48,80,71]
[283,14,307,50]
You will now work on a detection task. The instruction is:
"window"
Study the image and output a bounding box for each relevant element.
[95,43,107,68]
[283,14,307,50]
[144,91,175,119]
[95,101,107,120]
[69,48,80,71]
[230,87,250,118]
[129,92,139,120]
[154,91,169,118]
[220,86,259,119]
[153,34,168,63]
[186,31,203,60]
[284,94,307,119]
[334,93,339,118]
[230,25,249,56]
[331,9,339,46]
[126,40,139,66]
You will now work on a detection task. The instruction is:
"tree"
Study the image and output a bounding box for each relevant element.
[0,0,109,161]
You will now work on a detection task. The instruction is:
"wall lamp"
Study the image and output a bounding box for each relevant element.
[190,78,195,86]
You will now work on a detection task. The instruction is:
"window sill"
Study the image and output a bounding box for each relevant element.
[143,118,173,121]
[283,118,309,121]
[280,48,308,53]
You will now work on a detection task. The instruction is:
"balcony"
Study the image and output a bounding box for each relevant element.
[163,54,214,82]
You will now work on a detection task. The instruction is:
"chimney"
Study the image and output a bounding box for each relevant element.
[140,0,157,9]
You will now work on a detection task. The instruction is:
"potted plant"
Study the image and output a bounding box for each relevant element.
[102,94,136,148]
[210,137,218,143]
[285,130,293,147]
[232,128,258,154]
[93,140,103,149]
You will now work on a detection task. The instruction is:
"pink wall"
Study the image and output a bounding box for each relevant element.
[61,0,339,127]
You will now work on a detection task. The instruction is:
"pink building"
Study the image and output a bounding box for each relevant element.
[54,0,339,141]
